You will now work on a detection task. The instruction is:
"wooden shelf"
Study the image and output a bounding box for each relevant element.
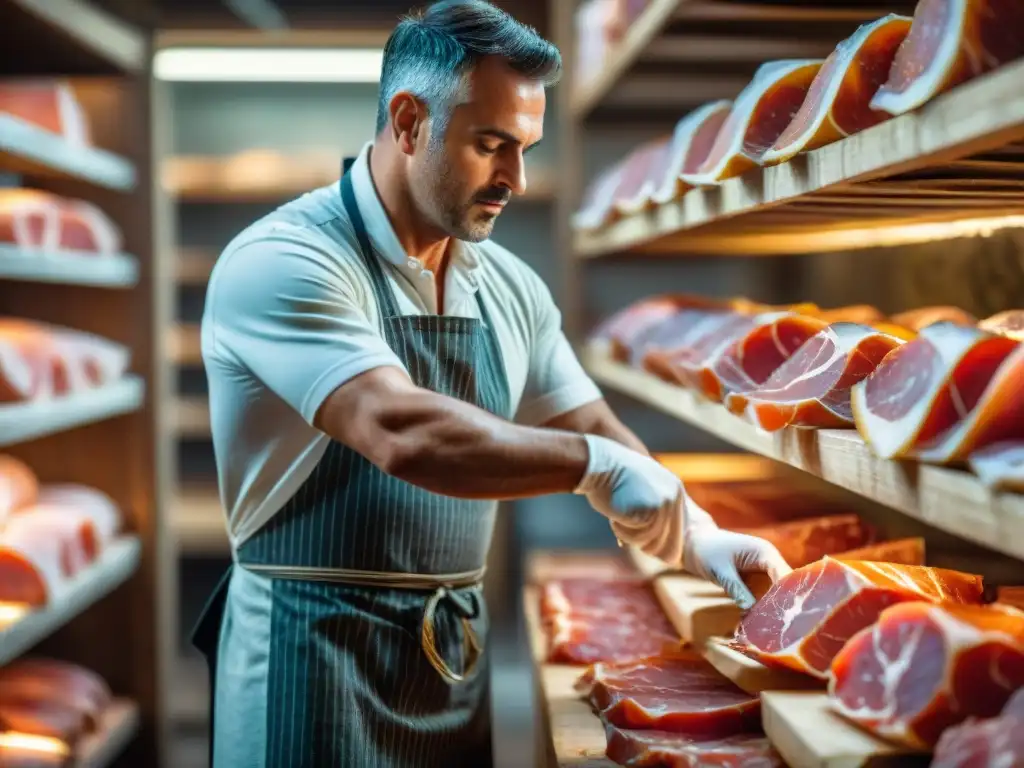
[176,249,215,285]
[174,396,209,438]
[0,376,144,448]
[0,244,138,288]
[0,536,141,666]
[164,153,556,203]
[571,1,897,119]
[574,60,1024,256]
[2,0,144,75]
[172,487,229,555]
[582,349,1024,561]
[76,698,140,768]
[0,114,136,191]
[170,324,201,366]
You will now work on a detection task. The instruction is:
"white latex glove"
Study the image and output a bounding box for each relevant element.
[575,434,685,564]
[682,496,792,610]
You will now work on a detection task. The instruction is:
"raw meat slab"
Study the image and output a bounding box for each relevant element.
[604,724,784,767]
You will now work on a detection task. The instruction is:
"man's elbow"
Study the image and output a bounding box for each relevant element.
[371,433,423,479]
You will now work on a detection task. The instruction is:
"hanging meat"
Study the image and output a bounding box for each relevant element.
[732,514,874,568]
[684,479,850,529]
[683,60,824,184]
[540,579,681,664]
[764,14,913,166]
[603,725,785,767]
[726,323,903,431]
[851,322,1021,460]
[0,189,123,255]
[0,80,91,145]
[732,557,984,679]
[575,653,762,733]
[649,100,733,205]
[0,456,37,524]
[931,687,1024,768]
[969,440,1024,491]
[830,602,1024,749]
[871,0,1024,116]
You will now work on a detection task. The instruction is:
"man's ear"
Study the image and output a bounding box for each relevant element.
[389,91,426,155]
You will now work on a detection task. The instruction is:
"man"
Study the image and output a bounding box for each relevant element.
[193,2,791,766]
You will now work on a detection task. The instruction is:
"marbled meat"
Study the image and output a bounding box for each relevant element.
[604,724,785,768]
[931,687,1024,768]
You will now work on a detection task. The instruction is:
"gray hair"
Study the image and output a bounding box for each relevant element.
[375,0,562,136]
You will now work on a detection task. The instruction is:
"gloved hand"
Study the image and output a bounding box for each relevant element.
[574,434,685,564]
[682,496,792,610]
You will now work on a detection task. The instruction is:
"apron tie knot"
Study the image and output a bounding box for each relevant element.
[421,585,483,685]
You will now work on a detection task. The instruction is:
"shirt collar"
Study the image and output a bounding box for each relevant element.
[349,142,481,290]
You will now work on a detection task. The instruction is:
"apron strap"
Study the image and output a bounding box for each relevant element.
[421,586,483,684]
[339,168,402,319]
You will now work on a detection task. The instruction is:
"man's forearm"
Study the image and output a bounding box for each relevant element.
[328,386,590,500]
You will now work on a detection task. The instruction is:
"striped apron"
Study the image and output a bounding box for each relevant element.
[192,168,511,767]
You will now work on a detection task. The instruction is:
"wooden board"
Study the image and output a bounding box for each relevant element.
[702,638,823,695]
[654,574,744,647]
[0,246,138,288]
[523,586,616,768]
[0,537,141,665]
[761,692,929,768]
[574,60,1024,257]
[584,351,1024,561]
[0,377,144,448]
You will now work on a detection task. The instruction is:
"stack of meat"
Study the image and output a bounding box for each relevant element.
[0,80,92,147]
[0,189,123,258]
[729,555,1024,758]
[589,296,1024,479]
[575,0,1024,228]
[0,455,122,609]
[537,477,934,765]
[0,657,114,764]
[0,318,130,405]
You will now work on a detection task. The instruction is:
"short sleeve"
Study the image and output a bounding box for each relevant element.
[204,224,406,424]
[514,270,602,426]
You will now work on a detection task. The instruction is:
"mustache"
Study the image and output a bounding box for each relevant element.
[474,187,511,205]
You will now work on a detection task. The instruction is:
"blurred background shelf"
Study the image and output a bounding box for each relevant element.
[77,699,141,768]
[0,377,145,447]
[0,536,141,665]
[0,244,139,287]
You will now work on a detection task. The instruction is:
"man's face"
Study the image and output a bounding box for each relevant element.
[411,56,546,242]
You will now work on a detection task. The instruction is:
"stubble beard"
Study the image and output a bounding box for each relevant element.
[419,153,496,244]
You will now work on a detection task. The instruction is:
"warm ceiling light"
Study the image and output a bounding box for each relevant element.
[154,47,384,83]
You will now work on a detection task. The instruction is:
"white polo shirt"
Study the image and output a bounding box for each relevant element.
[202,142,602,548]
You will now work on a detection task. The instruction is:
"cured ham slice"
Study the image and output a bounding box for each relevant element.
[0,699,88,743]
[0,319,130,403]
[733,514,874,568]
[540,579,681,664]
[650,101,733,205]
[870,0,1024,117]
[978,309,1024,340]
[830,602,1024,749]
[575,654,761,733]
[968,440,1024,491]
[764,15,913,165]
[604,725,784,767]
[889,305,977,331]
[0,190,122,255]
[684,60,824,184]
[0,456,37,524]
[528,552,634,583]
[931,687,1024,768]
[0,658,111,730]
[733,557,984,679]
[835,537,926,565]
[851,323,1020,460]
[727,323,903,432]
[611,137,673,217]
[19,485,122,564]
[0,80,90,145]
[574,162,626,231]
[0,517,67,606]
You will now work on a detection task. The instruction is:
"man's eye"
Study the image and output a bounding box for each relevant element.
[477,142,499,155]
